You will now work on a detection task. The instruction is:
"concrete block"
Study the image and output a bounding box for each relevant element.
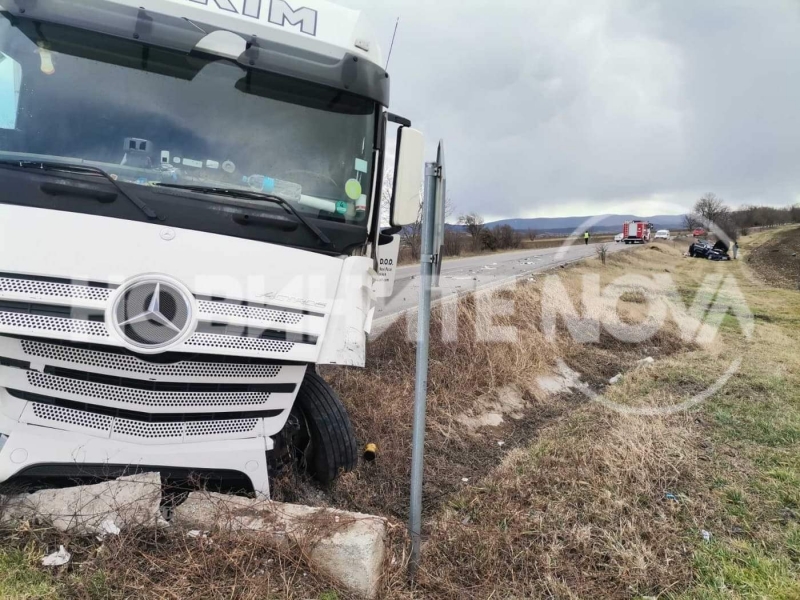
[1,472,161,535]
[174,492,386,599]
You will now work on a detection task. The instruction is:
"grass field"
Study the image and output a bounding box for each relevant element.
[1,227,798,599]
[398,232,623,264]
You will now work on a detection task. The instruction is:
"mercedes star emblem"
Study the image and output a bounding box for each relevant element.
[109,275,195,353]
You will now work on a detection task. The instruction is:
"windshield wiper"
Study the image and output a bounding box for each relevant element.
[0,160,161,220]
[153,184,333,248]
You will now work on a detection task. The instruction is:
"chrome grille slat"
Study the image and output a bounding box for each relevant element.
[29,401,260,441]
[26,371,273,409]
[0,312,109,337]
[198,300,304,325]
[185,333,294,353]
[19,339,284,379]
[0,277,112,302]
[32,401,112,431]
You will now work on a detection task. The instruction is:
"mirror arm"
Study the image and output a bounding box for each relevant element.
[387,113,412,127]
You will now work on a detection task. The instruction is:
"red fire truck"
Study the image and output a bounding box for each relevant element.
[622,220,653,244]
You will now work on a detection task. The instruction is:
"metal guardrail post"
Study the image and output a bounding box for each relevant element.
[408,161,439,575]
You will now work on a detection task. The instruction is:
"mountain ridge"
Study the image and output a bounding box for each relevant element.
[451,214,686,234]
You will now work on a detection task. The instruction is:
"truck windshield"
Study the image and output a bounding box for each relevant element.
[0,13,376,227]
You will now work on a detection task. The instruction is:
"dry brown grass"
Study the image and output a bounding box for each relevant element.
[411,409,708,598]
[0,522,351,600]
[323,286,568,520]
[6,236,797,599]
[315,242,713,597]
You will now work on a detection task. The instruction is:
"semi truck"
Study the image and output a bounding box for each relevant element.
[0,0,424,496]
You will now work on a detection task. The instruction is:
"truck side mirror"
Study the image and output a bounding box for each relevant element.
[390,127,424,227]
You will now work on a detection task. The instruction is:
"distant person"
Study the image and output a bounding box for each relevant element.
[733,241,739,260]
[584,231,590,245]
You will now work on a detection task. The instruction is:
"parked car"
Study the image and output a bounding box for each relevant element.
[654,229,670,240]
[693,228,706,237]
[615,233,624,243]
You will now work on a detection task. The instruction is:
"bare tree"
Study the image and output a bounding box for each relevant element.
[459,213,485,251]
[595,243,610,265]
[379,168,395,227]
[496,224,523,249]
[401,195,457,261]
[690,193,737,240]
[693,193,728,226]
[683,213,701,232]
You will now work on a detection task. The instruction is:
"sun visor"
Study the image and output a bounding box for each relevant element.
[2,0,206,53]
[2,0,389,105]
[239,38,389,106]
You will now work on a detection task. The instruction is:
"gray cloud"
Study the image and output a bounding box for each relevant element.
[338,0,800,219]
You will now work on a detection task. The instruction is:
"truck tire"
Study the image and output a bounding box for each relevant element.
[290,370,358,483]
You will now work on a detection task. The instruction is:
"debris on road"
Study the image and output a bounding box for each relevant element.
[187,530,210,539]
[96,518,121,541]
[41,545,71,567]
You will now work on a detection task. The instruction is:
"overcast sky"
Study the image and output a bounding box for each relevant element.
[337,0,800,221]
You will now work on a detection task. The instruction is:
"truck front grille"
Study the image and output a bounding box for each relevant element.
[0,335,307,444]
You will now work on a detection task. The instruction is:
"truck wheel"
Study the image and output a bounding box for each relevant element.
[281,370,358,484]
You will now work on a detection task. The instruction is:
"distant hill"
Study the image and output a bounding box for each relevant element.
[451,214,686,235]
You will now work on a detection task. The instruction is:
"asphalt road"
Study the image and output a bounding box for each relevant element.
[373,241,633,327]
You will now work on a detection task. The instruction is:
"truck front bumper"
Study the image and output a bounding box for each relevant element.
[0,413,273,496]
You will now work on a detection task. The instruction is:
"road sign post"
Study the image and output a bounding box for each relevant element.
[409,143,445,575]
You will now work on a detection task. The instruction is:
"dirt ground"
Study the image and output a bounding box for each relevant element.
[746,225,800,289]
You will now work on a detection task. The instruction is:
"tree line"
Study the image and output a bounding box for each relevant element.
[685,193,800,239]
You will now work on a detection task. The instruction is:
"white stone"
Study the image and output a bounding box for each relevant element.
[174,492,386,599]
[1,472,161,535]
[609,373,623,384]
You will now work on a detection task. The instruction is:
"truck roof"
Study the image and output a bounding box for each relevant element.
[2,0,383,67]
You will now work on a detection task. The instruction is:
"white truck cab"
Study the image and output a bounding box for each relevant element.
[0,0,423,496]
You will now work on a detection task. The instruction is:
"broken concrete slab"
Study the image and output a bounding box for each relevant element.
[1,472,161,536]
[174,492,385,599]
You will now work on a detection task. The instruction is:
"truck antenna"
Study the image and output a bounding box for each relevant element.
[385,17,400,71]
